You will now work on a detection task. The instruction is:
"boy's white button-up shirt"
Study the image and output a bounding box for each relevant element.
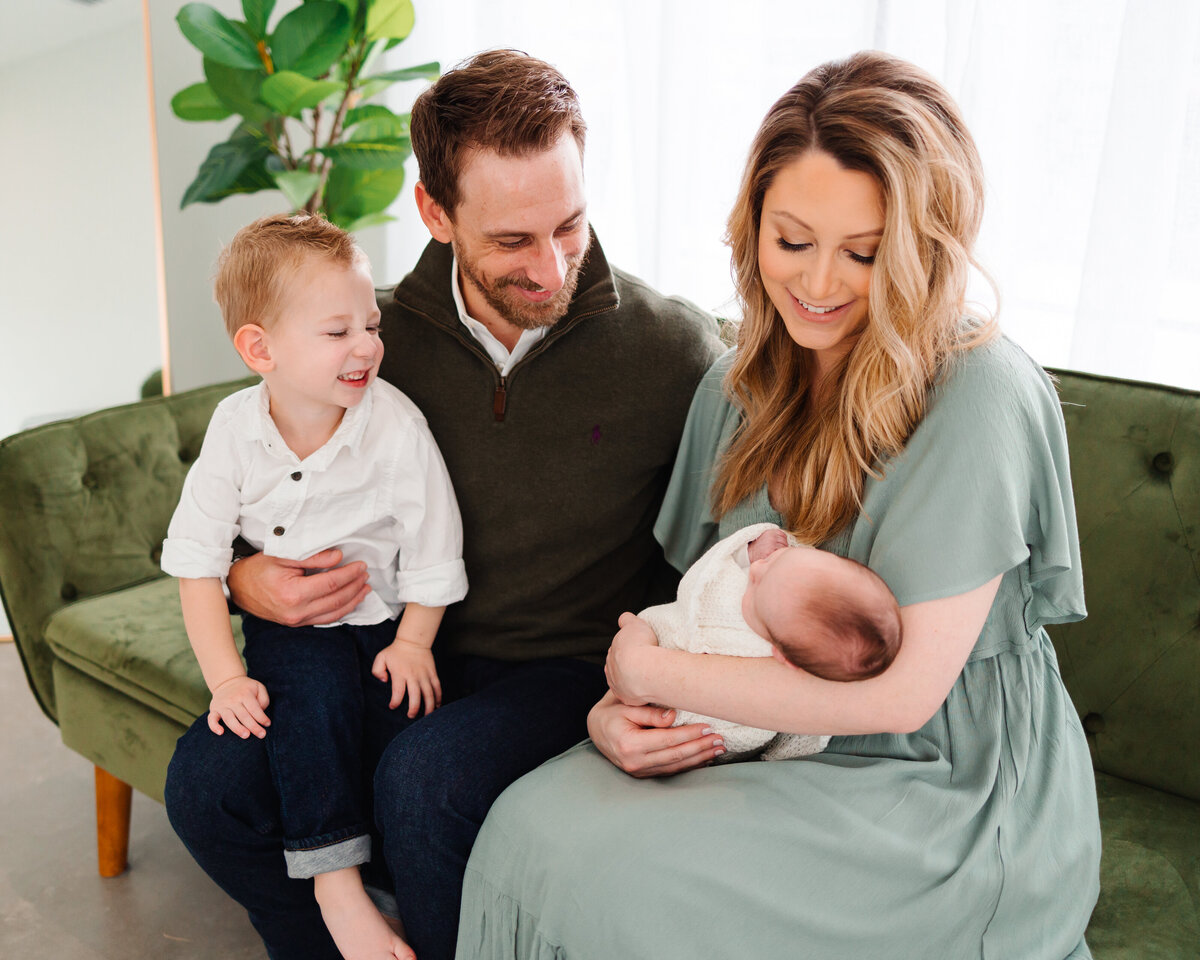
[160,379,467,626]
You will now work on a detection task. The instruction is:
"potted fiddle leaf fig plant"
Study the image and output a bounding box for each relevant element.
[170,0,438,232]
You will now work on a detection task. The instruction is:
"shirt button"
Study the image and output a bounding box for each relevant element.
[273,526,285,536]
[291,471,302,481]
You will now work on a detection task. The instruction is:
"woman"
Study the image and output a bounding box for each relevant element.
[457,52,1101,959]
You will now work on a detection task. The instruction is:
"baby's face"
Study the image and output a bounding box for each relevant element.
[742,545,848,653]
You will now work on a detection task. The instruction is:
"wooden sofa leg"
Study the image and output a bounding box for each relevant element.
[95,766,132,877]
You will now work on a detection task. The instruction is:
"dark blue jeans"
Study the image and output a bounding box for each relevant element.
[239,614,399,879]
[165,645,607,960]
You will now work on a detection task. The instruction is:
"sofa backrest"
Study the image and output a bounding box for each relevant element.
[0,377,255,723]
[1048,369,1199,802]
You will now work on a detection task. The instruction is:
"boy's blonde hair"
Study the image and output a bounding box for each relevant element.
[214,214,366,338]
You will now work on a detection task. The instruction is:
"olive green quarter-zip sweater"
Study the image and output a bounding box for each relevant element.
[377,233,723,662]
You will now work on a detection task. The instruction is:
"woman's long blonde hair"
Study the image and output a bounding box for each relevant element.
[715,51,997,544]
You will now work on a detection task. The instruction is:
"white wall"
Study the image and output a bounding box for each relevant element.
[0,19,162,442]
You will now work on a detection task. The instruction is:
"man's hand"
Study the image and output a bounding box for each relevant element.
[371,639,443,718]
[227,549,370,627]
[208,675,270,739]
[587,691,725,777]
[604,612,660,705]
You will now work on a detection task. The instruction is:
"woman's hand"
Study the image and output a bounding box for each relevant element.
[604,612,661,705]
[227,550,370,627]
[587,691,725,777]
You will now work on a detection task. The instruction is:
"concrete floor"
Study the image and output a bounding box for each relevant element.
[0,642,266,959]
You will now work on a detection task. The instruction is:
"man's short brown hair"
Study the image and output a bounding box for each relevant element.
[410,49,587,215]
[214,214,365,338]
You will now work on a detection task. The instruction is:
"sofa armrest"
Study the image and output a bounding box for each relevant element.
[0,376,255,723]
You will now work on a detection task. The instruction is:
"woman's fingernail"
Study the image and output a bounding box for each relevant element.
[702,727,713,735]
[713,739,724,749]
[661,709,672,719]
[714,748,725,757]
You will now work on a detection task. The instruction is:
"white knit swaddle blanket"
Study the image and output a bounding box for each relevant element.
[638,523,829,761]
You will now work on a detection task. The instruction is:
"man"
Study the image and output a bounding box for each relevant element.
[165,49,723,960]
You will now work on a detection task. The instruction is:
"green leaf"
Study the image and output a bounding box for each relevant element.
[340,211,396,233]
[323,164,405,224]
[181,123,273,207]
[313,138,410,170]
[361,61,439,84]
[170,82,233,121]
[344,103,397,126]
[177,3,262,70]
[271,2,352,77]
[345,105,409,140]
[365,0,414,41]
[241,0,276,37]
[204,57,272,122]
[261,71,343,116]
[271,169,322,209]
[358,37,389,77]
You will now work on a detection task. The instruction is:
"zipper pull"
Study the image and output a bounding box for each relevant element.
[493,379,507,421]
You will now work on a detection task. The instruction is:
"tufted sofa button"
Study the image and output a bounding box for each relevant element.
[179,448,191,462]
[60,583,78,600]
[1082,713,1105,735]
[81,473,97,489]
[1152,451,1174,475]
[150,546,162,564]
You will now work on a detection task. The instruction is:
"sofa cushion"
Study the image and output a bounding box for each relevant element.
[43,576,243,726]
[1088,772,1200,958]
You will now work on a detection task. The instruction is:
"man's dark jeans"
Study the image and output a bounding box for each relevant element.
[165,642,607,960]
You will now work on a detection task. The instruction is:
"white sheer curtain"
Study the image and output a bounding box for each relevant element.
[385,0,1200,388]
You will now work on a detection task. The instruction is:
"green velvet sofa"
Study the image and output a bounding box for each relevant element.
[0,369,1196,955]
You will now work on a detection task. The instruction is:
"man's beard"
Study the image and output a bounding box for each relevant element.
[455,237,590,331]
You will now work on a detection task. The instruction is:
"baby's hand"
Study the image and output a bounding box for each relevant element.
[747,528,790,563]
[208,675,270,739]
[372,640,442,718]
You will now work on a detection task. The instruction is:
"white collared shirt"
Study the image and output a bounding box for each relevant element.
[451,254,547,375]
[161,380,467,626]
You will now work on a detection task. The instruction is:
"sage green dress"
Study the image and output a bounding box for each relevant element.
[457,337,1101,960]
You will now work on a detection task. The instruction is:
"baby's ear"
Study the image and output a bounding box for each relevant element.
[233,323,274,373]
[770,646,799,669]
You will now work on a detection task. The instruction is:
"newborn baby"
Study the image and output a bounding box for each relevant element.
[634,522,902,760]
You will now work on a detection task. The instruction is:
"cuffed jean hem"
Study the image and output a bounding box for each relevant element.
[284,834,371,879]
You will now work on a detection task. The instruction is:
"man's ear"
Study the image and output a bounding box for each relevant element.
[232,324,274,374]
[414,181,454,244]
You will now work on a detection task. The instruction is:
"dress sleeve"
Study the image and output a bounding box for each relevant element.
[654,350,740,573]
[160,402,243,580]
[851,338,1086,629]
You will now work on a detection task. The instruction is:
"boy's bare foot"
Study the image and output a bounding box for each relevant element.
[314,867,415,960]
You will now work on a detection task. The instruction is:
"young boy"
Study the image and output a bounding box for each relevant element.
[161,214,467,960]
[619,522,901,760]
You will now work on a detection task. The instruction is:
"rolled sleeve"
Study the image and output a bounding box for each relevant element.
[160,537,234,580]
[389,419,468,607]
[394,557,468,607]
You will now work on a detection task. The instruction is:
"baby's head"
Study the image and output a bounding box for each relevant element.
[215,214,381,407]
[742,544,901,682]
